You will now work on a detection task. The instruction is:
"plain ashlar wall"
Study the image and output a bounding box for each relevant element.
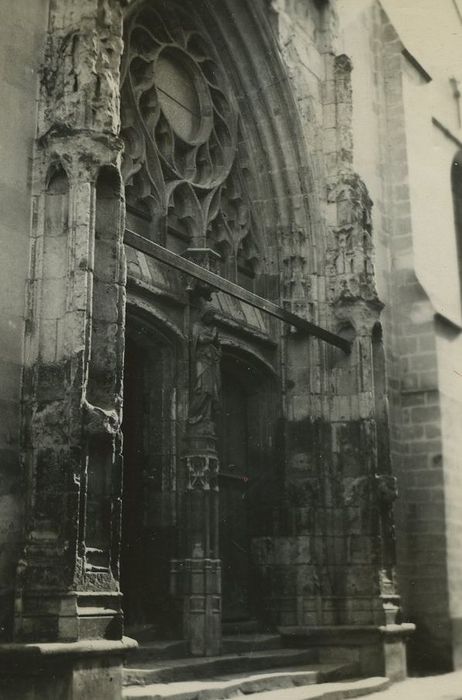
[436,318,462,668]
[383,0,462,323]
[403,42,462,662]
[0,0,49,636]
[403,57,462,326]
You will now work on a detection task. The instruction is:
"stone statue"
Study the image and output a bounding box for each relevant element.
[188,308,221,433]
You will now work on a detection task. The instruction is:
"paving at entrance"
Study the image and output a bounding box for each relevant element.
[123,665,462,700]
[124,677,389,699]
[123,631,462,700]
[122,633,386,700]
[363,670,462,699]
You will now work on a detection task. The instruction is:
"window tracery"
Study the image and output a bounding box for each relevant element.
[121,1,260,284]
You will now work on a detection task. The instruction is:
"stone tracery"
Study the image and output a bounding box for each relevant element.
[121,1,259,282]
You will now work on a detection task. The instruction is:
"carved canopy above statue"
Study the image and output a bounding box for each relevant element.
[121,1,259,284]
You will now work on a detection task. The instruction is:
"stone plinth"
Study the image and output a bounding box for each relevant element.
[0,637,137,700]
[279,623,415,681]
[171,557,221,657]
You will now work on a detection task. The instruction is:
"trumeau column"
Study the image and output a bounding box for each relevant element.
[0,3,135,699]
[171,279,222,657]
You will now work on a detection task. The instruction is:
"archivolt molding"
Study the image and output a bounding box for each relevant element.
[219,337,278,379]
[126,294,185,343]
[230,0,328,315]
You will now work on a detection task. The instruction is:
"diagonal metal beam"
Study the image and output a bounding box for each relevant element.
[124,228,351,353]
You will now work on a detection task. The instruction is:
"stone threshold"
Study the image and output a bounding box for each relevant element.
[124,647,322,685]
[123,662,366,699]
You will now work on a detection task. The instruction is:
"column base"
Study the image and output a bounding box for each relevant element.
[0,637,137,700]
[14,590,124,643]
[279,623,415,681]
[172,558,221,657]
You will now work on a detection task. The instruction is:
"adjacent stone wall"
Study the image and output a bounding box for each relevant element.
[0,0,49,639]
[436,319,462,668]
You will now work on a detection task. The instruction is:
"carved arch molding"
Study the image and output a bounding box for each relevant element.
[121,0,260,283]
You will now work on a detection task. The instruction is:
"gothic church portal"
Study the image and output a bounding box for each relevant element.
[0,0,461,698]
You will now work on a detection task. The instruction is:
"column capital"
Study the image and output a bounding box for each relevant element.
[39,132,124,182]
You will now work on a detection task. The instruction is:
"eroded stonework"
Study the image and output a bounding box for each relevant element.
[121,2,260,281]
[0,0,413,696]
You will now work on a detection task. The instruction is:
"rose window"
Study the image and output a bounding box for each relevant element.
[121,1,260,285]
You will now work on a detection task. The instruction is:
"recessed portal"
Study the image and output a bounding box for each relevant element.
[121,326,176,636]
[218,354,279,624]
[219,367,251,621]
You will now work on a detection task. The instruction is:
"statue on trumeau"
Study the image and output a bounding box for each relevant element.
[188,306,221,434]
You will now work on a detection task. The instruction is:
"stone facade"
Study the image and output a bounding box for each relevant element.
[0,0,459,697]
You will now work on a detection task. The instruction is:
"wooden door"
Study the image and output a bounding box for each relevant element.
[121,333,175,634]
[218,370,251,621]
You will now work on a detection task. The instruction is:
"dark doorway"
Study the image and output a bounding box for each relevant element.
[121,327,176,636]
[219,368,251,621]
[218,355,279,623]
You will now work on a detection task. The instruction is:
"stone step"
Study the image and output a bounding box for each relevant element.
[131,641,190,663]
[124,648,320,686]
[130,634,282,664]
[222,619,260,635]
[226,677,391,699]
[123,662,363,699]
[126,625,161,644]
[222,633,282,654]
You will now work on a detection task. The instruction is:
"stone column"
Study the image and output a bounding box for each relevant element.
[171,273,222,657]
[15,135,127,643]
[0,3,136,698]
